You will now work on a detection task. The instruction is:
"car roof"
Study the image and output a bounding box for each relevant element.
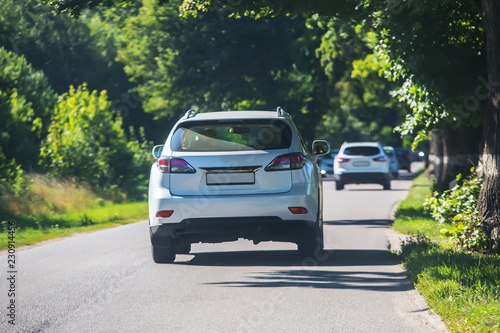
[341,142,382,147]
[183,111,285,120]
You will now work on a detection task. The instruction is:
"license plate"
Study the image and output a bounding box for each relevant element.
[206,172,255,185]
[353,161,370,167]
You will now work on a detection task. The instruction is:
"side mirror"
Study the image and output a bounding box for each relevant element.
[152,145,163,159]
[312,140,330,156]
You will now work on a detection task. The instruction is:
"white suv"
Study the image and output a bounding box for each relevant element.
[148,108,330,263]
[333,142,391,190]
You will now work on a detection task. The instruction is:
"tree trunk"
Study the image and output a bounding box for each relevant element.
[478,0,500,253]
[426,126,481,191]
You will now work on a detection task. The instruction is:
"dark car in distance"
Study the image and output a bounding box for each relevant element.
[394,147,411,172]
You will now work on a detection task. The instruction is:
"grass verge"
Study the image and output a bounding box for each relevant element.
[0,201,147,250]
[0,173,148,250]
[394,170,500,332]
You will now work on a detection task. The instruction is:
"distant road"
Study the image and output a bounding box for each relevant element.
[1,162,447,332]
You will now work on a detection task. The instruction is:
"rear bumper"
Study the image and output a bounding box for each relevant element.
[149,217,314,245]
[334,172,390,185]
[397,159,411,170]
[148,183,318,226]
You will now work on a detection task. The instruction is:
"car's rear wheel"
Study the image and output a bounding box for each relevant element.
[297,223,324,259]
[335,181,344,190]
[151,244,176,263]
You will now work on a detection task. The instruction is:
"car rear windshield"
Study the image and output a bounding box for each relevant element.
[384,149,395,157]
[343,146,381,156]
[170,119,292,151]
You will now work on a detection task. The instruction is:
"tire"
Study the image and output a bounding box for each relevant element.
[151,244,176,263]
[335,181,344,190]
[383,180,391,190]
[297,225,324,259]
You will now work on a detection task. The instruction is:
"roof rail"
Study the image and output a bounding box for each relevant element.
[185,109,197,119]
[276,106,285,117]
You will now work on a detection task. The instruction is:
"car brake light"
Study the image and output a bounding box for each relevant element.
[373,156,386,162]
[265,153,306,171]
[289,207,308,214]
[170,158,196,173]
[336,157,350,163]
[156,210,174,218]
[157,158,169,173]
[157,158,195,173]
[290,154,306,169]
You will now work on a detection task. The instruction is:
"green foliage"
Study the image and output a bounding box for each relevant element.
[0,147,29,196]
[0,47,57,168]
[104,0,331,142]
[2,0,125,95]
[39,84,153,199]
[424,169,488,252]
[373,1,486,146]
[313,17,405,148]
[2,0,151,142]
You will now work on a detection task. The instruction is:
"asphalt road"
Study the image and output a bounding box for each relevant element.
[1,163,448,333]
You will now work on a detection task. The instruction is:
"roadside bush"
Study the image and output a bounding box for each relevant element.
[424,168,488,252]
[0,147,29,196]
[39,84,152,200]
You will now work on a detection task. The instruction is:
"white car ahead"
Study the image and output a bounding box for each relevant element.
[148,108,330,263]
[333,141,391,190]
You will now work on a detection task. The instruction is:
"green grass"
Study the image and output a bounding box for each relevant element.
[393,170,452,239]
[0,201,147,249]
[401,237,500,332]
[0,173,147,250]
[394,169,500,332]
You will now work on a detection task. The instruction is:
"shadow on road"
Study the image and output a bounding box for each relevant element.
[183,248,399,268]
[324,219,393,228]
[205,268,413,292]
[344,188,409,192]
[183,249,413,292]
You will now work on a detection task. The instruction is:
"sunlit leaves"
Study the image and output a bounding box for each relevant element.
[39,84,153,198]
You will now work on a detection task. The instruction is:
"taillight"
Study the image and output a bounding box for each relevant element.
[290,154,306,169]
[157,158,195,173]
[336,157,350,163]
[170,158,196,173]
[265,153,306,171]
[288,207,308,214]
[156,210,174,218]
[157,158,169,173]
[373,156,387,162]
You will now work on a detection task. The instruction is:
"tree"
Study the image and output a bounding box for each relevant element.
[476,0,500,252]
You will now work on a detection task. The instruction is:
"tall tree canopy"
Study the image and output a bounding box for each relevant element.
[95,0,334,143]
